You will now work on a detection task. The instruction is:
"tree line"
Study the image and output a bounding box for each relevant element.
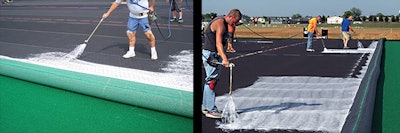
[203,7,400,23]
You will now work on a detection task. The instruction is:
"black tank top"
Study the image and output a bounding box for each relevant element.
[203,17,229,52]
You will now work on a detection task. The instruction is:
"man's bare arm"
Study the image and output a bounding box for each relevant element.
[103,2,120,18]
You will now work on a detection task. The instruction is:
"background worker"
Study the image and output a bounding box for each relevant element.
[103,0,158,60]
[167,0,183,23]
[258,17,264,28]
[226,24,236,53]
[202,9,242,119]
[261,17,266,28]
[341,16,356,49]
[253,17,258,27]
[306,15,321,52]
[226,20,243,53]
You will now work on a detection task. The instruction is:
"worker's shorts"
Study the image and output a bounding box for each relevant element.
[341,32,351,41]
[127,17,151,32]
[169,0,181,12]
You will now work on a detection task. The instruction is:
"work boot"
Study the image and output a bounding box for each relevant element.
[122,51,135,58]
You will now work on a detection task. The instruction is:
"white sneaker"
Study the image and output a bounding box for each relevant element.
[151,50,158,60]
[202,109,208,115]
[205,111,222,119]
[169,18,177,22]
[122,51,135,58]
[306,49,315,52]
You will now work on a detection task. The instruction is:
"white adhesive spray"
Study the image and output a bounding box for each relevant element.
[66,17,104,60]
[221,63,238,124]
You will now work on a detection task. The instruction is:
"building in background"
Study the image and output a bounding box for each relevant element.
[327,16,343,24]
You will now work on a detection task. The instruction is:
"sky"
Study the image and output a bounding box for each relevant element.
[202,0,400,17]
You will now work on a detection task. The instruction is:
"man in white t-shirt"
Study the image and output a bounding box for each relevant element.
[103,0,158,60]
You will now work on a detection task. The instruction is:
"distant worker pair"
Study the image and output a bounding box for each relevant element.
[306,15,356,52]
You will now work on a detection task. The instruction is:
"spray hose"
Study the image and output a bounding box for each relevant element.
[151,0,173,40]
[241,25,269,39]
[129,0,172,40]
[184,0,193,12]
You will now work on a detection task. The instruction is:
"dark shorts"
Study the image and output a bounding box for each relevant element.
[169,0,181,12]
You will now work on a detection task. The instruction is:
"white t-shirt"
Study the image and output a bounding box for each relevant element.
[115,0,149,18]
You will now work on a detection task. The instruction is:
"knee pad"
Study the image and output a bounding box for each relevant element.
[207,79,217,90]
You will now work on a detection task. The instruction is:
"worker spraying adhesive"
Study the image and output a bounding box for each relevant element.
[202,9,242,119]
[67,0,158,60]
[208,62,238,124]
[221,63,239,124]
[103,0,158,60]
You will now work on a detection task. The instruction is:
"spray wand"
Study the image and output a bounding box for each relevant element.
[229,63,235,95]
[210,62,238,124]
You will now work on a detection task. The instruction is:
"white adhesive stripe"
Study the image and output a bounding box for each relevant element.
[322,48,375,54]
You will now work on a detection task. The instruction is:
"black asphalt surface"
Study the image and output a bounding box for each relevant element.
[201,38,373,133]
[0,0,193,72]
